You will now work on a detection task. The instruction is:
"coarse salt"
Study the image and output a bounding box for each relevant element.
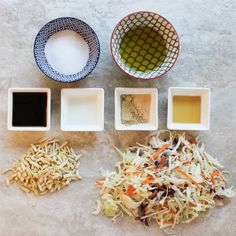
[45,30,89,75]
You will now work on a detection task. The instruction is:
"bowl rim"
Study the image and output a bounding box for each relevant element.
[110,11,180,80]
[33,16,100,83]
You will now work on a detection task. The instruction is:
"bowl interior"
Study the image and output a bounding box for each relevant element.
[167,87,210,130]
[34,17,100,83]
[61,88,104,131]
[111,12,179,79]
[115,87,158,130]
[8,88,51,131]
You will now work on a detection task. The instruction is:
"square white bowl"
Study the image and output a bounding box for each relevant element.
[167,87,210,131]
[115,87,158,130]
[8,88,51,131]
[61,88,104,131]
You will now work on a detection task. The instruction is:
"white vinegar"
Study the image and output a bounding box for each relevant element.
[67,94,98,126]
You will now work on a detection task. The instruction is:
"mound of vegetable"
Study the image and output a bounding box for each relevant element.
[94,131,234,228]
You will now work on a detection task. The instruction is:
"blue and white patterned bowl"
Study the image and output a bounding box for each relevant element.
[34,17,100,83]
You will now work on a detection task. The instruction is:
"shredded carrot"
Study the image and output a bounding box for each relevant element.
[162,202,168,208]
[189,203,197,207]
[147,167,157,171]
[96,179,104,186]
[189,140,196,145]
[150,144,169,161]
[178,184,185,188]
[163,220,174,225]
[125,171,144,175]
[126,185,136,195]
[146,174,154,178]
[156,202,168,209]
[182,161,191,165]
[176,169,201,189]
[199,200,209,204]
[143,178,155,184]
[136,165,142,171]
[143,174,155,184]
[159,155,166,169]
[169,209,177,215]
[148,190,158,199]
[211,170,220,184]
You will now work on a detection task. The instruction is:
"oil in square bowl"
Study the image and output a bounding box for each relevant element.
[115,87,158,130]
[8,88,51,131]
[167,87,210,130]
[61,88,104,131]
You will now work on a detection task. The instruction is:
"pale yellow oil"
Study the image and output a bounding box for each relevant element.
[173,96,201,123]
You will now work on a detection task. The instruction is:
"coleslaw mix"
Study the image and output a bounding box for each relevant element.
[94,130,234,228]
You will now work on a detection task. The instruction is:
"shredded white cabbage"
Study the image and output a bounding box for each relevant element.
[95,130,234,228]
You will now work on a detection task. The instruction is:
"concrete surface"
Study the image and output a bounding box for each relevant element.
[0,0,236,235]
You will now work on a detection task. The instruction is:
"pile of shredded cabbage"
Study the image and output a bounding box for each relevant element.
[94,130,234,228]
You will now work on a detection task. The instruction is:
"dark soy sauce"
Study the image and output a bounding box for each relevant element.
[12,92,47,127]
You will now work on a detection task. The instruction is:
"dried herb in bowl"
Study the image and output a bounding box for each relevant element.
[121,94,151,125]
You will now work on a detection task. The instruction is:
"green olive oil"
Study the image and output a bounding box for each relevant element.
[119,26,168,72]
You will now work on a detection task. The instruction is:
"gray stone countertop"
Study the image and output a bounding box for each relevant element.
[0,0,235,235]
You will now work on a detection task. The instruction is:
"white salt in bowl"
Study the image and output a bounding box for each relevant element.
[34,17,100,83]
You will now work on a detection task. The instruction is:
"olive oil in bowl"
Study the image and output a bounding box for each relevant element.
[111,11,180,79]
[119,26,168,72]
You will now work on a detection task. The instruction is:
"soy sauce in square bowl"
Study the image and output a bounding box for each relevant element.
[12,92,47,127]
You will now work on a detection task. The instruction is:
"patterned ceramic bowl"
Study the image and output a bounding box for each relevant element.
[34,17,100,83]
[110,11,180,80]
